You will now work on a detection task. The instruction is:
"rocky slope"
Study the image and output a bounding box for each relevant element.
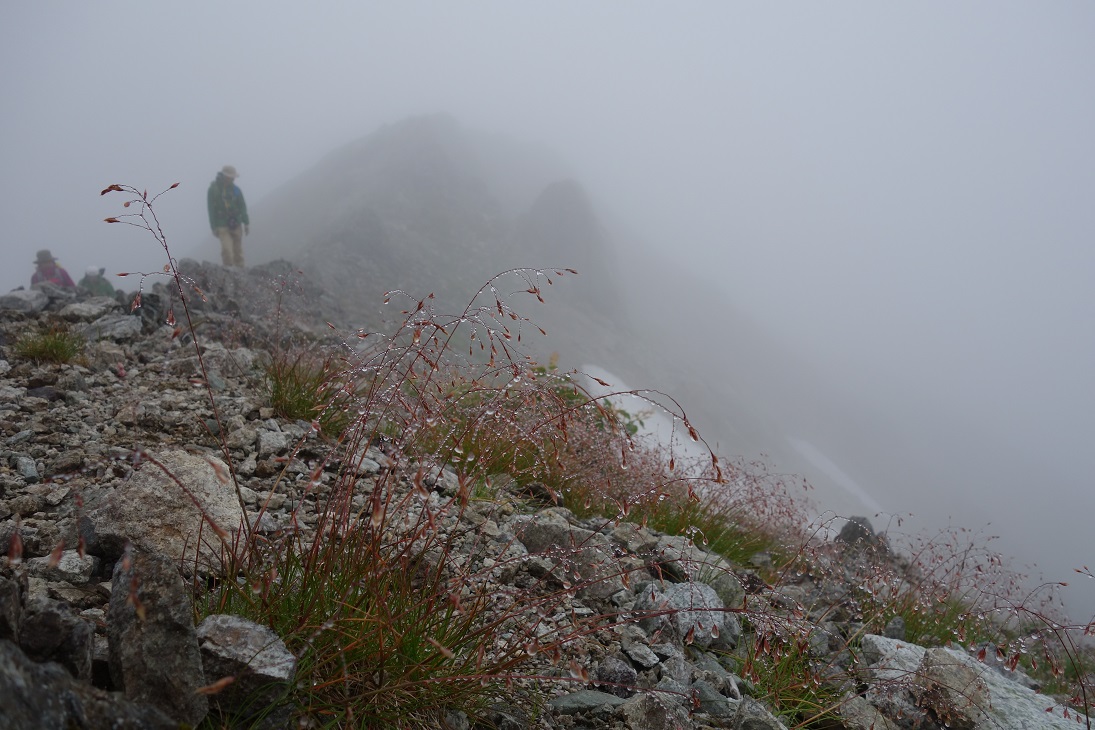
[0,269,1086,729]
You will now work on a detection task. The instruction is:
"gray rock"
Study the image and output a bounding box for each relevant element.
[835,516,875,546]
[483,703,532,729]
[620,691,693,729]
[59,299,117,321]
[623,639,661,669]
[650,640,684,661]
[12,455,39,484]
[915,646,990,728]
[0,289,48,312]
[704,567,747,610]
[648,533,709,581]
[353,454,381,475]
[859,634,1081,729]
[635,581,739,650]
[732,696,789,730]
[9,493,41,515]
[610,522,660,554]
[692,678,736,717]
[5,429,34,446]
[26,550,100,585]
[660,655,693,686]
[0,572,25,640]
[690,651,742,699]
[196,614,296,729]
[0,520,40,558]
[256,429,289,456]
[227,426,258,450]
[837,694,900,730]
[966,642,1040,690]
[32,281,78,303]
[45,450,85,476]
[594,654,638,697]
[883,614,905,641]
[0,639,176,729]
[107,550,208,725]
[549,688,628,714]
[514,509,626,599]
[81,448,245,571]
[18,596,94,681]
[80,313,144,342]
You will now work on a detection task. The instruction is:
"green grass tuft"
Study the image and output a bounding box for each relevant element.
[14,324,85,364]
[265,348,351,437]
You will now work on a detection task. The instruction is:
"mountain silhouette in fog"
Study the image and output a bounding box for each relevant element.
[196,113,879,521]
[242,114,636,364]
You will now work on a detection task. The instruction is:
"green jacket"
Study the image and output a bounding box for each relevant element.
[79,274,115,296]
[207,175,250,230]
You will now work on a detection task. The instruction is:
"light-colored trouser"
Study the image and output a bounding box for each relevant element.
[215,226,245,267]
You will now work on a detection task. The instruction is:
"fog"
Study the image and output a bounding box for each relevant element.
[3,3,1093,618]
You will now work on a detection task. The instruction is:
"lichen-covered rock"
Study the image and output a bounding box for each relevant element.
[82,448,244,571]
[26,550,99,585]
[859,634,1081,730]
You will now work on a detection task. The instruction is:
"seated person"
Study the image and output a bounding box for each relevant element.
[79,265,115,296]
[31,249,76,289]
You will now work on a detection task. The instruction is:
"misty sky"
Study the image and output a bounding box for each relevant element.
[3,3,1094,616]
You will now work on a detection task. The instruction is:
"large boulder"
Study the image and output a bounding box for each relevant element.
[82,448,245,571]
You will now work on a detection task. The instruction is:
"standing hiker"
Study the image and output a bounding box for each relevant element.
[207,165,250,267]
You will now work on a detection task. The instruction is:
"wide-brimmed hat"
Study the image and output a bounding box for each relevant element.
[220,165,239,179]
[35,249,56,265]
